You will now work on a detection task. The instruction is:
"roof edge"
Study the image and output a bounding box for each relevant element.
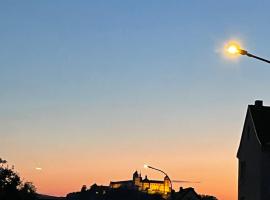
[248,105,262,146]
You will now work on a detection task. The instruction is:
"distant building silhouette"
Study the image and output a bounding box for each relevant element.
[110,171,171,196]
[237,100,270,200]
[174,187,200,200]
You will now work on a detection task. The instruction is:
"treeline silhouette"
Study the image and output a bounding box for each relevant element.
[0,158,36,200]
[67,184,218,200]
[67,184,164,200]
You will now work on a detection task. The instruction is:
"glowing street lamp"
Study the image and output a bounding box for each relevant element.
[225,41,270,64]
[227,45,239,54]
[144,164,173,194]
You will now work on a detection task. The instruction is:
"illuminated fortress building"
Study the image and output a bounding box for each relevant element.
[110,171,171,196]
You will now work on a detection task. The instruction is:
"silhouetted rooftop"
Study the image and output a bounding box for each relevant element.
[175,187,200,200]
[110,180,133,184]
[249,101,270,147]
[143,180,164,183]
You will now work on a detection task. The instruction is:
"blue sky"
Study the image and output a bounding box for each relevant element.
[1,1,270,199]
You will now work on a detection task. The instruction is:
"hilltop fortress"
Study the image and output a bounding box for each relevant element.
[110,171,171,196]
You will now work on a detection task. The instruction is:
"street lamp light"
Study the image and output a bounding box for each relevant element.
[226,41,270,64]
[144,164,173,194]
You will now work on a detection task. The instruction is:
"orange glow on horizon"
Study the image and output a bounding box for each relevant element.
[10,125,239,200]
[16,146,237,200]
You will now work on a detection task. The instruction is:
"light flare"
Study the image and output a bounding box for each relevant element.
[227,45,239,54]
[223,40,243,58]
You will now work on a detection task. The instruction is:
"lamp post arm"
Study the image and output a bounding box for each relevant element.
[147,166,173,192]
[148,166,168,177]
[246,52,270,64]
[239,49,270,64]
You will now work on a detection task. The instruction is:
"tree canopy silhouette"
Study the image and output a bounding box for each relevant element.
[0,158,36,200]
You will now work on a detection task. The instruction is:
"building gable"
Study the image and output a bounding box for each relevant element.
[237,107,258,159]
[249,103,270,148]
[237,100,270,200]
[236,101,270,158]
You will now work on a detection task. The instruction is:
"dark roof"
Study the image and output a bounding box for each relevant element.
[133,171,138,176]
[96,185,109,190]
[143,176,149,182]
[110,180,133,184]
[175,187,200,200]
[143,180,164,184]
[249,104,270,146]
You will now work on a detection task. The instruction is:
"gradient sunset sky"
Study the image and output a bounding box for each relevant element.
[1,1,270,200]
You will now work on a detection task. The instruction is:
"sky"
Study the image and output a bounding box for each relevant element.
[1,1,270,199]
